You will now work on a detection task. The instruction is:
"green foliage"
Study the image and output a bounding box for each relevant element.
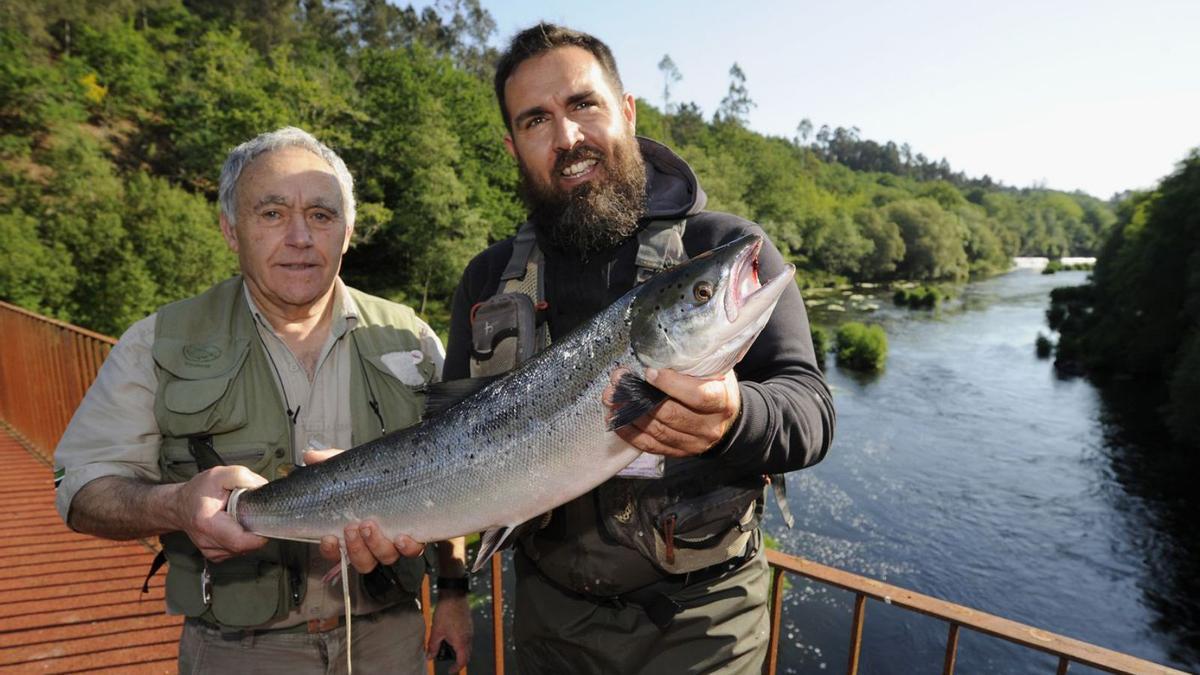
[716,62,754,126]
[71,20,167,117]
[122,172,238,305]
[810,325,829,364]
[893,285,946,309]
[1051,151,1200,447]
[0,29,88,148]
[340,44,519,317]
[0,2,1123,346]
[835,322,888,372]
[883,199,969,280]
[0,210,76,315]
[1042,259,1094,274]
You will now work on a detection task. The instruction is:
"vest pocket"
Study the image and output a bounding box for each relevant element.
[358,353,426,433]
[160,440,276,482]
[208,557,290,627]
[162,533,301,628]
[156,344,251,439]
[596,464,765,575]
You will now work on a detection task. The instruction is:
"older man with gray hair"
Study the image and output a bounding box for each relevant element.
[53,127,473,673]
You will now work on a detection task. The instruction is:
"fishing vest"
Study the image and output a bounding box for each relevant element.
[152,276,434,628]
[469,221,766,596]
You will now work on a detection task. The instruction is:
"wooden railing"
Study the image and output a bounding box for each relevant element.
[0,300,1186,675]
[0,300,116,459]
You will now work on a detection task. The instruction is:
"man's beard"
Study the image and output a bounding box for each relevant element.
[517,136,647,259]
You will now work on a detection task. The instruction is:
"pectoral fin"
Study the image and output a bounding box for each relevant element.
[607,372,668,431]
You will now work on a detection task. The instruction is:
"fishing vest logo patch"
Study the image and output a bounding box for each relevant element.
[183,344,222,364]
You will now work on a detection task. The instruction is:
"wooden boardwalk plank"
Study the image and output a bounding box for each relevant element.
[0,432,180,673]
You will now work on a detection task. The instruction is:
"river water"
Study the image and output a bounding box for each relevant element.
[774,268,1200,673]
[460,268,1199,674]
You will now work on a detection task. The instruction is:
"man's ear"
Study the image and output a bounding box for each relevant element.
[504,134,516,159]
[219,212,239,253]
[622,92,637,131]
[342,221,354,254]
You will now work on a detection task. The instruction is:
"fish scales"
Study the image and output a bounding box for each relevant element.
[233,298,640,544]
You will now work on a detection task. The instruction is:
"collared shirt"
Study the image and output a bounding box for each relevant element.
[53,278,445,626]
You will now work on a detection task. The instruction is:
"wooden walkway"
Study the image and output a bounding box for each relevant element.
[0,430,180,674]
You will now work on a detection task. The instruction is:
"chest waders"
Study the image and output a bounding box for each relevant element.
[147,277,434,628]
[467,221,777,628]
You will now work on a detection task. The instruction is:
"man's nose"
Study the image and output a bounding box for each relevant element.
[284,211,314,247]
[553,117,584,152]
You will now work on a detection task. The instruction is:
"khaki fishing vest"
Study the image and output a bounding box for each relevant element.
[152,276,434,627]
[469,221,765,596]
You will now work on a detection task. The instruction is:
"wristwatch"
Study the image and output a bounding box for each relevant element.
[436,575,470,594]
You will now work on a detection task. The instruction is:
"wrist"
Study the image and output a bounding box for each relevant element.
[157,481,191,532]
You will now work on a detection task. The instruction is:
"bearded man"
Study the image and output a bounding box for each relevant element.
[443,24,836,674]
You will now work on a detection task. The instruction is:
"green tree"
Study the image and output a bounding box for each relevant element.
[0,210,76,315]
[657,53,681,114]
[884,199,969,280]
[716,62,754,126]
[71,18,167,118]
[123,172,238,306]
[855,209,905,279]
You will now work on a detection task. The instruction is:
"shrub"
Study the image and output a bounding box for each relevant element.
[810,325,829,361]
[894,285,945,308]
[836,322,888,372]
[1035,333,1053,359]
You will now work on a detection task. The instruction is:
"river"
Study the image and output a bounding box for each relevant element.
[458,268,1199,674]
[775,268,1199,673]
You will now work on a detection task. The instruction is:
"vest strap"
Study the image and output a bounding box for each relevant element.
[501,221,539,281]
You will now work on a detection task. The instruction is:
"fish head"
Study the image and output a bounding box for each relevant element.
[629,233,795,377]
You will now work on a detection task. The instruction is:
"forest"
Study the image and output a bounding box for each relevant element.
[1,0,1120,337]
[1050,151,1200,449]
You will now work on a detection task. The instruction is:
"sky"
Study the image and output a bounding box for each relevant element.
[470,0,1200,199]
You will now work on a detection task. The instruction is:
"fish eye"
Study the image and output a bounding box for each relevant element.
[693,281,715,303]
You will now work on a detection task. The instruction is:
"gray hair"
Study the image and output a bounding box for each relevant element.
[218,127,356,228]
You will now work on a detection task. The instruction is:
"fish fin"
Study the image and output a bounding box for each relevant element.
[769,473,795,529]
[468,523,516,569]
[421,376,500,418]
[470,511,547,569]
[607,372,668,431]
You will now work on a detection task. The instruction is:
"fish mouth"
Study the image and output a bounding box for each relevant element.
[726,238,761,323]
[726,238,789,323]
[724,238,795,334]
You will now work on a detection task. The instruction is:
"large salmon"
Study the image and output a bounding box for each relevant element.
[229,233,794,571]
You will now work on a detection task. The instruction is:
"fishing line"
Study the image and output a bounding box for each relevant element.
[340,540,353,675]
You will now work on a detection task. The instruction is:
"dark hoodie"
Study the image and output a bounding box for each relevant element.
[444,138,835,591]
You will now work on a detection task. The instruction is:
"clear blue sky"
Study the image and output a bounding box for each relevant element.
[468,0,1199,199]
